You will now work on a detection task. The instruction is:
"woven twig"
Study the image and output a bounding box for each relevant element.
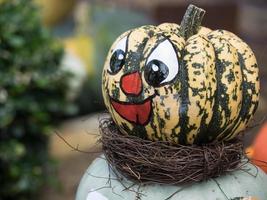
[99,117,246,185]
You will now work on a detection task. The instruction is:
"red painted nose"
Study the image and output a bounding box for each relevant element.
[121,71,142,96]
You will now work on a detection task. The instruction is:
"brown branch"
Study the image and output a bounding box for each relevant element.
[54,130,101,154]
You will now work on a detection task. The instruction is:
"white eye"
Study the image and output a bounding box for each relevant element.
[109,37,127,74]
[112,36,127,53]
[145,39,179,86]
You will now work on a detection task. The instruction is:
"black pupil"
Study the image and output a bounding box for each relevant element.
[109,49,125,74]
[144,59,169,87]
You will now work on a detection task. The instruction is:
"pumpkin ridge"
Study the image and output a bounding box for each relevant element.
[201,34,232,142]
[193,34,222,143]
[226,54,259,140]
[184,34,217,144]
[140,27,185,142]
[124,26,157,75]
[177,48,190,144]
[157,23,181,36]
[208,34,243,141]
[209,30,259,140]
[223,53,246,139]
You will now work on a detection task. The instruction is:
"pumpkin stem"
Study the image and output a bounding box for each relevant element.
[180,4,205,40]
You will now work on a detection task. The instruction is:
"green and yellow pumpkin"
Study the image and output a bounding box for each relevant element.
[102,5,259,144]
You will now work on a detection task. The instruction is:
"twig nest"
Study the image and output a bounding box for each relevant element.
[100,118,245,184]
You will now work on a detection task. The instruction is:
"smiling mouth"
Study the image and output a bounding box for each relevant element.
[110,97,152,125]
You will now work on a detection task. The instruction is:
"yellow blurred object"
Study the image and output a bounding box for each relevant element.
[245,146,254,158]
[64,35,94,75]
[34,0,76,27]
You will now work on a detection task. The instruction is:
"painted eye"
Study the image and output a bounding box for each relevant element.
[110,49,125,74]
[108,37,127,74]
[144,60,169,87]
[144,39,178,87]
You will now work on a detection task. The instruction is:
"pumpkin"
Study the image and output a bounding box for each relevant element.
[249,122,267,173]
[102,5,260,144]
[76,155,267,200]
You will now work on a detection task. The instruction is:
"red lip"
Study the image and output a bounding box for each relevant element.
[111,98,152,125]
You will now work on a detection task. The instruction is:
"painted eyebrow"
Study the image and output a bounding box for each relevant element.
[124,31,132,54]
[110,31,132,53]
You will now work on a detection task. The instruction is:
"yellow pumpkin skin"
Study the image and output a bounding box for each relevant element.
[102,23,259,144]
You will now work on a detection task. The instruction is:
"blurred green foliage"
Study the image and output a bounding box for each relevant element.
[0,0,76,199]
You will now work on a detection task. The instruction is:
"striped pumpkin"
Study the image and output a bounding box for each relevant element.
[102,5,259,144]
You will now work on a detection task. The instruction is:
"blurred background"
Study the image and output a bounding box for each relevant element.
[0,0,267,199]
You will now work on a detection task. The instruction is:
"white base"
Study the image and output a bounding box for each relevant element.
[76,155,267,200]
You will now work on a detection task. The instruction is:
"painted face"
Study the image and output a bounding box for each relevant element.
[102,23,259,144]
[102,24,185,143]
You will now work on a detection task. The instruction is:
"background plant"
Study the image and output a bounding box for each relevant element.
[0,0,76,199]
